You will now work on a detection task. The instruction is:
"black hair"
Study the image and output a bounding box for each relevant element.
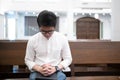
[37,10,57,28]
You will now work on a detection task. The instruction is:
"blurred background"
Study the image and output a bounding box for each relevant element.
[0,0,112,40]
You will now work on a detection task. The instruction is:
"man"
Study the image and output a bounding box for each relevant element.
[25,10,72,80]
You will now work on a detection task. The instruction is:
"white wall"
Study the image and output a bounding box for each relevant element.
[0,0,112,40]
[0,14,5,39]
[111,0,120,41]
[0,0,111,12]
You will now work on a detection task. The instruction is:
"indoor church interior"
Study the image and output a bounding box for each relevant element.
[0,0,120,80]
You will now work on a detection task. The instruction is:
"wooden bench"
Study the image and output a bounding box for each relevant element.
[1,40,120,79]
[0,40,30,79]
[0,40,70,79]
[69,40,120,76]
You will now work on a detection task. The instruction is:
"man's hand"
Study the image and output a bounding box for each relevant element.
[32,64,56,76]
[41,64,56,76]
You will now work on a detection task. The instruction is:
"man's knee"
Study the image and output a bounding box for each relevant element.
[29,72,41,80]
[57,71,66,80]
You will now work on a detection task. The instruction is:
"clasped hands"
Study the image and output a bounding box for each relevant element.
[39,64,56,76]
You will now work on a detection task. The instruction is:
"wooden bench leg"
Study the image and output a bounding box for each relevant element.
[71,64,75,76]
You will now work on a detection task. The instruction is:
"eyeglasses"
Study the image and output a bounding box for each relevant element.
[41,30,54,34]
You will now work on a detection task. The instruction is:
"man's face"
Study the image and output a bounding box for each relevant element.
[40,26,55,39]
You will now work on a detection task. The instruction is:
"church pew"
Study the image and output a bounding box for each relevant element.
[0,40,70,79]
[0,40,30,79]
[69,40,120,76]
[0,40,120,79]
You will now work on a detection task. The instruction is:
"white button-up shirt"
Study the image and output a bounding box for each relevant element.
[25,31,72,71]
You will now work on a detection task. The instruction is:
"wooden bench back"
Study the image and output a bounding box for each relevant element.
[1,40,120,77]
[69,40,120,64]
[1,40,120,65]
[0,40,27,65]
[69,40,120,76]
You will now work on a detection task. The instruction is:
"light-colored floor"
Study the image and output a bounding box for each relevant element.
[4,76,120,80]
